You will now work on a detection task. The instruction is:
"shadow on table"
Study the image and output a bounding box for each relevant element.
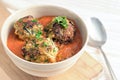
[0,40,48,80]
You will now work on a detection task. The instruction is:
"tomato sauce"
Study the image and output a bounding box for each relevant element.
[7,29,25,58]
[7,16,82,61]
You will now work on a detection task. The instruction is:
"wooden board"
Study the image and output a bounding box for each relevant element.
[0,3,102,80]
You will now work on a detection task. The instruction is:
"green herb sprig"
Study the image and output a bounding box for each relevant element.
[54,16,68,29]
[32,19,38,22]
[35,30,42,39]
[43,42,48,47]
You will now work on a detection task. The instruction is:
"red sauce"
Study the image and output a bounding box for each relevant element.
[7,29,25,58]
[7,16,82,61]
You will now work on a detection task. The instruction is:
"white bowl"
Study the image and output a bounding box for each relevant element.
[1,5,88,77]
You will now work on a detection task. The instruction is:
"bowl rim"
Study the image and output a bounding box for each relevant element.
[1,4,88,66]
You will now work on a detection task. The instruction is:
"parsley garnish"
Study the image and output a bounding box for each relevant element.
[44,59,48,62]
[53,48,56,52]
[43,42,48,47]
[35,30,42,39]
[18,18,22,22]
[54,16,68,29]
[32,19,38,22]
[34,44,39,47]
[53,47,58,53]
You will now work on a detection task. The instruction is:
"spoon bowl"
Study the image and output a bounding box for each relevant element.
[88,17,107,47]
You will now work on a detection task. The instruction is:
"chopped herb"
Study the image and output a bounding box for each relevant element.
[38,37,43,41]
[23,23,27,27]
[53,48,56,52]
[32,19,38,22]
[18,18,22,22]
[35,30,42,39]
[53,47,58,53]
[43,42,48,47]
[44,59,48,62]
[54,16,68,29]
[34,44,39,47]
[37,24,41,27]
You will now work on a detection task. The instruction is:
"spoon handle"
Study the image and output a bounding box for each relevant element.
[100,47,117,80]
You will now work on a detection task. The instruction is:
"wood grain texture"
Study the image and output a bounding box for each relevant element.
[0,3,102,80]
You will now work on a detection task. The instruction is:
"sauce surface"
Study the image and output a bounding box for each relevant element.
[7,16,82,61]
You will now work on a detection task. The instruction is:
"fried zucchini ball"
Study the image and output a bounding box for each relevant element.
[14,15,43,40]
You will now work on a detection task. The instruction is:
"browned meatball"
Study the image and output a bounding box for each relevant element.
[44,16,76,44]
[52,20,75,44]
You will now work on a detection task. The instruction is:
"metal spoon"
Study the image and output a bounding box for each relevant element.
[88,17,117,80]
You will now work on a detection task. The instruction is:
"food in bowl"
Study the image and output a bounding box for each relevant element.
[44,16,75,44]
[1,5,88,77]
[7,15,82,63]
[14,15,44,40]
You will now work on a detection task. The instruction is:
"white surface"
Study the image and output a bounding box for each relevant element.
[1,0,120,79]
